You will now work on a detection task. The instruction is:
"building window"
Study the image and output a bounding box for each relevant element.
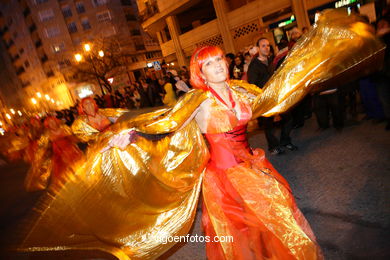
[24,60,30,68]
[35,39,43,47]
[16,66,25,75]
[58,59,71,69]
[23,7,31,17]
[40,54,49,63]
[39,9,54,22]
[125,14,136,21]
[29,23,37,33]
[68,22,78,33]
[96,11,111,23]
[131,29,141,35]
[52,42,65,53]
[45,26,60,38]
[76,2,86,14]
[62,5,72,18]
[35,0,49,4]
[121,0,132,6]
[81,18,91,30]
[46,70,54,77]
[92,0,108,7]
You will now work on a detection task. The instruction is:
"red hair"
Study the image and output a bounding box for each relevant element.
[190,46,229,90]
[78,97,98,115]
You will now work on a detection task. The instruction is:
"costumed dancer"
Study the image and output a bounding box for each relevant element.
[24,117,43,163]
[71,97,128,145]
[24,116,84,191]
[18,10,385,259]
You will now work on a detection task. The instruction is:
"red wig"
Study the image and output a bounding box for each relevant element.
[30,117,41,127]
[190,46,229,90]
[78,97,98,115]
[44,116,61,129]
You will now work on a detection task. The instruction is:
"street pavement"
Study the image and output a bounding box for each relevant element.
[0,115,389,260]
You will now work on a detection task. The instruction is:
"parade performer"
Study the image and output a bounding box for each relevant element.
[19,10,384,259]
[24,117,43,163]
[24,116,84,191]
[71,97,128,144]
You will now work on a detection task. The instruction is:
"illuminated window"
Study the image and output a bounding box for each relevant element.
[96,11,111,23]
[39,9,54,22]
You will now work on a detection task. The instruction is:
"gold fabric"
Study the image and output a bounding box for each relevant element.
[20,91,210,260]
[71,108,129,143]
[252,9,386,118]
[24,133,52,191]
[18,10,384,259]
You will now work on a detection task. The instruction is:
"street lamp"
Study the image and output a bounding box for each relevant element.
[74,45,105,95]
[84,43,91,52]
[17,110,22,116]
[45,94,50,101]
[10,109,15,115]
[6,113,11,120]
[37,92,42,98]
[75,53,83,62]
[31,98,37,104]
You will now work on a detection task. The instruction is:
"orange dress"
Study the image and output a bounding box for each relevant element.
[201,89,322,259]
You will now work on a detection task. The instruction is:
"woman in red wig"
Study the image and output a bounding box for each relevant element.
[19,10,383,260]
[71,97,128,144]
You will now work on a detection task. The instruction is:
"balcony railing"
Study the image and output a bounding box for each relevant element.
[135,44,145,50]
[139,1,159,22]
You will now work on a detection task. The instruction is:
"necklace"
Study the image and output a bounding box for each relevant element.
[208,85,237,116]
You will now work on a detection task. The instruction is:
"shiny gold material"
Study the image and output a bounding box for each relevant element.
[72,108,128,143]
[18,10,384,259]
[24,133,52,191]
[20,118,210,259]
[252,9,385,118]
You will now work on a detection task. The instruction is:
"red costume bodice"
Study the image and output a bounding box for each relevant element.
[204,89,252,170]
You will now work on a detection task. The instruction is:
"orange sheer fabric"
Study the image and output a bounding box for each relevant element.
[202,98,322,259]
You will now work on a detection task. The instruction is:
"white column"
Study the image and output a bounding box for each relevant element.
[165,16,187,67]
[212,0,235,54]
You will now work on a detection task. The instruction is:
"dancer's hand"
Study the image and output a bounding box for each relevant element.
[100,130,136,153]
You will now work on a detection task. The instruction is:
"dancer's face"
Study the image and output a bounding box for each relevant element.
[82,99,96,116]
[47,119,58,130]
[201,55,228,85]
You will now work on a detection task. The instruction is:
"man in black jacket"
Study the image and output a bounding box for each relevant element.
[248,37,297,155]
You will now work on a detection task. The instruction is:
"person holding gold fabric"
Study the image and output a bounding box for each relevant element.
[71,97,128,144]
[24,116,84,191]
[18,10,385,260]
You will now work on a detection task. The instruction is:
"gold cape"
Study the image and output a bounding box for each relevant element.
[71,108,129,143]
[18,10,384,259]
